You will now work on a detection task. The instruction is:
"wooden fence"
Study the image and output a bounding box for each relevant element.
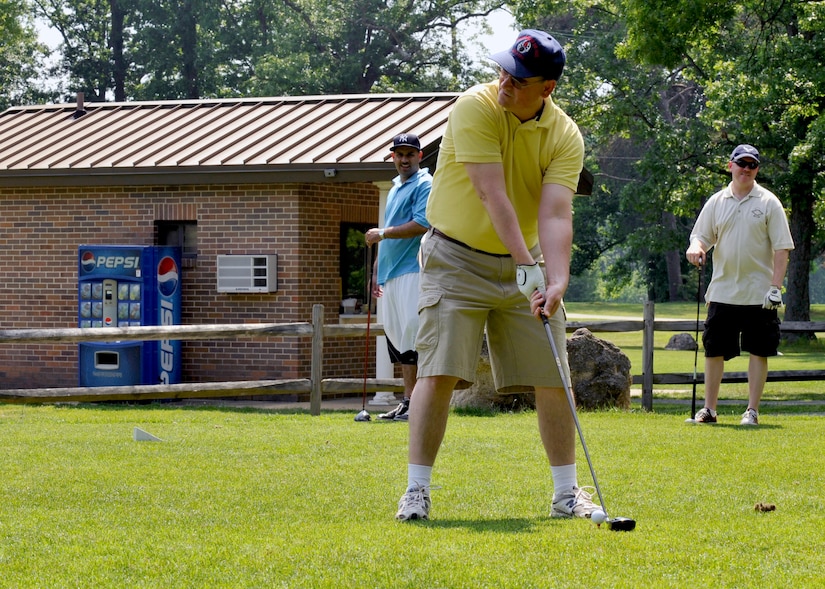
[1,303,823,413]
[585,301,825,410]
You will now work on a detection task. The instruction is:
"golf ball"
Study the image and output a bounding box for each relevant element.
[591,509,607,524]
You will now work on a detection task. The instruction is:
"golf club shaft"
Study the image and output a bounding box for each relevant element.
[691,262,702,419]
[541,313,609,517]
[361,243,375,410]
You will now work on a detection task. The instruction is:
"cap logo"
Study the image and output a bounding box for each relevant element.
[516,38,533,54]
[513,35,541,64]
[398,134,410,144]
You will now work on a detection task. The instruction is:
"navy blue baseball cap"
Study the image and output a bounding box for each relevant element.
[390,133,421,151]
[489,29,566,81]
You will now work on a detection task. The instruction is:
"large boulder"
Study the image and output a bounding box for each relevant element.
[567,328,632,410]
[450,338,536,411]
[665,333,698,351]
[451,328,632,411]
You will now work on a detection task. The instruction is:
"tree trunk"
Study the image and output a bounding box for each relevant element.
[666,249,681,301]
[110,0,127,102]
[785,172,815,337]
[180,0,199,99]
[662,212,682,301]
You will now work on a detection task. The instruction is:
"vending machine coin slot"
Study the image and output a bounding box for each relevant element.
[102,278,117,327]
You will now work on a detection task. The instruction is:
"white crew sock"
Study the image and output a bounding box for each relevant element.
[407,464,432,491]
[551,464,577,497]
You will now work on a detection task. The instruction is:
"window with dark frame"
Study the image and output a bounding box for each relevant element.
[155,221,197,267]
[339,222,371,312]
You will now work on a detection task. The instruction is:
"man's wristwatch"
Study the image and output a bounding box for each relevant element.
[378,228,385,240]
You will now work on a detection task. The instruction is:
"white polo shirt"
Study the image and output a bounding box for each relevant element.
[690,181,794,306]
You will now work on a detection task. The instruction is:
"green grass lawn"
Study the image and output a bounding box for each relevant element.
[1,404,822,588]
[1,303,823,587]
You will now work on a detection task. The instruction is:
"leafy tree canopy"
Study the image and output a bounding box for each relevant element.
[0,0,53,109]
[30,0,507,101]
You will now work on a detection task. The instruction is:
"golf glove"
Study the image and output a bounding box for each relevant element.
[515,263,546,301]
[763,286,783,310]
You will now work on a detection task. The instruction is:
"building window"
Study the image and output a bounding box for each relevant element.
[340,222,371,311]
[156,221,197,267]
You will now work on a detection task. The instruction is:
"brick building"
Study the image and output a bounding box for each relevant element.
[0,94,458,389]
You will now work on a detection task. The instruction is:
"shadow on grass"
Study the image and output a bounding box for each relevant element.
[685,422,784,430]
[407,516,543,533]
[632,400,825,416]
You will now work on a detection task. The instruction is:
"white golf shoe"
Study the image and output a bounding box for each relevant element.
[395,485,431,521]
[550,486,600,519]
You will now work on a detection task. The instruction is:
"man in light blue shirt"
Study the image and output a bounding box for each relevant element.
[366,133,432,421]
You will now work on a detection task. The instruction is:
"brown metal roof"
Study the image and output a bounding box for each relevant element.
[0,93,592,194]
[0,93,459,186]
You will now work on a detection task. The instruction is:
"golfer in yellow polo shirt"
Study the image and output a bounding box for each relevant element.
[396,29,600,522]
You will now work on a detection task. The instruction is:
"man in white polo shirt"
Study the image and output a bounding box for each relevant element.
[686,144,794,426]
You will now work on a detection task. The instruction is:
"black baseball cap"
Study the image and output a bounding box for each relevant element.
[489,29,566,81]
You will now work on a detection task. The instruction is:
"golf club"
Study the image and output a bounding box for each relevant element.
[355,242,374,422]
[540,311,636,532]
[686,259,703,424]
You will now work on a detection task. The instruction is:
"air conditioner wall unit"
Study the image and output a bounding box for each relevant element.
[217,254,278,293]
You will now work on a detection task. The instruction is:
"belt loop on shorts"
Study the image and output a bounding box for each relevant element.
[431,228,511,258]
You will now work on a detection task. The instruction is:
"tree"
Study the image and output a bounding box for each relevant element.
[0,0,53,109]
[248,0,506,96]
[32,0,124,100]
[30,0,509,102]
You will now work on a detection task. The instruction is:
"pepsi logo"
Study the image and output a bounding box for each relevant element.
[80,251,97,272]
[157,256,179,297]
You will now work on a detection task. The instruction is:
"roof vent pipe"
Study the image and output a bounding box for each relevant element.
[73,92,86,119]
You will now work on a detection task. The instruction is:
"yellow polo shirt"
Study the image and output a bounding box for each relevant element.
[426,81,584,253]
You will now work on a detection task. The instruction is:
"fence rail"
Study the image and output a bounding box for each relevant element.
[1,303,822,413]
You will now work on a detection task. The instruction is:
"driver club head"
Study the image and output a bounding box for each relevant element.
[606,517,636,532]
[354,409,371,422]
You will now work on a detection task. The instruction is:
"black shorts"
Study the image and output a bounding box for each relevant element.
[386,336,418,366]
[702,302,781,360]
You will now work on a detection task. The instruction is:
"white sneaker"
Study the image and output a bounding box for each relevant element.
[550,486,600,519]
[740,408,759,426]
[395,485,431,521]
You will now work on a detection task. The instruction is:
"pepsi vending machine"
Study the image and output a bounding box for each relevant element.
[78,245,182,387]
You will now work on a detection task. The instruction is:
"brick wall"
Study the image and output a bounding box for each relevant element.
[0,182,379,388]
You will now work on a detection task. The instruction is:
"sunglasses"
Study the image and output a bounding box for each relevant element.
[733,160,759,170]
[498,68,544,91]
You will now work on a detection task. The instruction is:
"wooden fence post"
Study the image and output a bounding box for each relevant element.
[310,304,324,415]
[642,301,654,411]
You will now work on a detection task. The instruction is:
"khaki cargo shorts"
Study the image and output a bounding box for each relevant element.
[415,229,569,392]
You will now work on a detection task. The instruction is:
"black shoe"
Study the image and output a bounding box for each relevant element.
[379,399,409,420]
[694,407,717,423]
